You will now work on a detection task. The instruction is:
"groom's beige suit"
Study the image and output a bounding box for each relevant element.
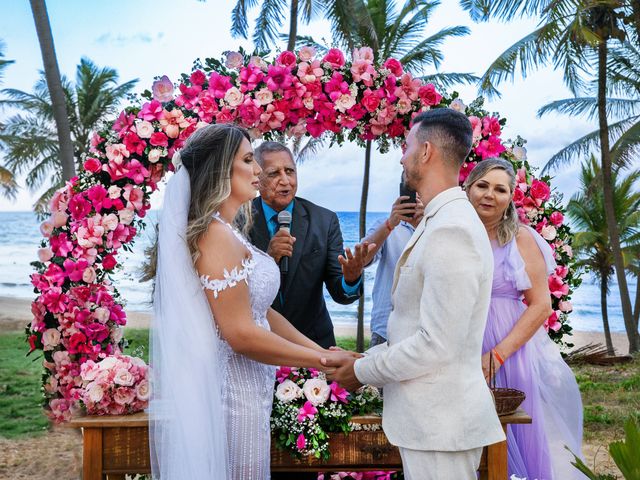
[354,187,505,479]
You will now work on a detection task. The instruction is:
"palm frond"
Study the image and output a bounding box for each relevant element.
[610,116,640,169]
[419,72,479,90]
[293,136,326,164]
[0,165,18,199]
[230,0,259,39]
[252,0,288,51]
[399,26,470,71]
[537,97,640,121]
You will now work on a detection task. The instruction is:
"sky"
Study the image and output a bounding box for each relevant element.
[0,0,608,212]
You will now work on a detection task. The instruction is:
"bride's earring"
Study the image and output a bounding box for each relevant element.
[503,210,508,220]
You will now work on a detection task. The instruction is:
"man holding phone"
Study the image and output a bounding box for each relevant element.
[361,177,424,346]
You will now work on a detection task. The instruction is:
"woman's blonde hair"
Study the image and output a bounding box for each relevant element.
[463,158,519,246]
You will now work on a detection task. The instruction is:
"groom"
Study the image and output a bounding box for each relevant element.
[324,109,505,479]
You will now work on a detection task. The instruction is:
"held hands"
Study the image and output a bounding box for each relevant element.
[267,229,296,263]
[320,350,363,392]
[339,241,376,284]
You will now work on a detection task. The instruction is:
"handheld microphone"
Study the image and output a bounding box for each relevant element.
[277,210,292,275]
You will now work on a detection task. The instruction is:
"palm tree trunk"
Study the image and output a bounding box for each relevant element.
[356,140,372,352]
[633,272,639,333]
[287,0,299,52]
[29,0,75,181]
[597,40,638,354]
[600,274,614,355]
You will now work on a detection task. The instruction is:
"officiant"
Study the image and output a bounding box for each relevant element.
[249,141,369,348]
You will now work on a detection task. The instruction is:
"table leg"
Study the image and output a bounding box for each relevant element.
[486,426,508,480]
[83,427,103,480]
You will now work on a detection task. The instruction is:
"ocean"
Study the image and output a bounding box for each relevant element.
[0,211,635,333]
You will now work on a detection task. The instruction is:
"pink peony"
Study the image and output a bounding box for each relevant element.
[152,75,174,102]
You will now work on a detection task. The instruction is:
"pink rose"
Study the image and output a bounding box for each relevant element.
[114,368,135,386]
[383,58,403,76]
[83,157,102,173]
[85,382,105,403]
[38,247,54,262]
[225,51,244,69]
[148,148,163,164]
[322,48,346,69]
[82,267,97,283]
[540,224,557,241]
[149,131,169,147]
[135,120,154,139]
[152,75,174,103]
[277,51,297,69]
[42,328,61,350]
[40,221,54,238]
[550,211,564,226]
[135,379,151,401]
[114,386,136,405]
[530,180,551,202]
[362,90,381,112]
[224,87,244,107]
[255,87,274,106]
[559,300,573,312]
[298,46,316,62]
[51,211,68,228]
[334,93,356,112]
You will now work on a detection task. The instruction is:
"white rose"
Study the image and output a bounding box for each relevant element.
[98,356,118,371]
[114,368,135,386]
[512,145,527,161]
[102,213,119,231]
[42,328,61,350]
[298,46,317,62]
[450,98,467,113]
[302,378,331,406]
[108,185,122,199]
[135,120,154,139]
[93,307,110,324]
[85,382,104,403]
[224,87,244,107]
[225,51,244,69]
[147,148,163,164]
[541,225,557,241]
[302,97,314,110]
[275,379,303,403]
[136,379,151,401]
[110,326,123,343]
[334,93,356,113]
[119,208,135,225]
[255,88,274,106]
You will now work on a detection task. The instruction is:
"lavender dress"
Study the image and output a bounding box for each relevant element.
[483,226,583,480]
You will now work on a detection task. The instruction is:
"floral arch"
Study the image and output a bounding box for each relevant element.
[27,46,579,420]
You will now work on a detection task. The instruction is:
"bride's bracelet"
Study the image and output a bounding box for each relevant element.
[492,348,505,366]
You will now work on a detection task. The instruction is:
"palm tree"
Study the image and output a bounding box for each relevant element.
[231,0,324,52]
[0,58,137,213]
[566,156,640,354]
[460,0,640,353]
[29,0,75,181]
[0,39,16,198]
[328,0,476,351]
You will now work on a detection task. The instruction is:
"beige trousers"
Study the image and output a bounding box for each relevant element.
[399,446,483,480]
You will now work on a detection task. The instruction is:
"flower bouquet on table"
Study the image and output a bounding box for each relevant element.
[271,366,383,461]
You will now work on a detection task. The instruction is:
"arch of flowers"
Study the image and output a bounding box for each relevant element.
[27,46,579,421]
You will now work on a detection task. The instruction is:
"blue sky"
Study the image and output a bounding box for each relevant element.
[0,0,604,212]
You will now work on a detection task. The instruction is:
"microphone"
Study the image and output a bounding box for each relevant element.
[277,210,292,276]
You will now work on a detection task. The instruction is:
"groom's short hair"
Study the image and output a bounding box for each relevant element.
[412,109,473,168]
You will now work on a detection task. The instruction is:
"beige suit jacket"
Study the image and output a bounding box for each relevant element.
[354,187,505,451]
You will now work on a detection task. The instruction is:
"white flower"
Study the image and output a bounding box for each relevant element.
[114,368,135,386]
[119,208,135,225]
[110,326,123,343]
[541,225,557,241]
[147,148,163,164]
[450,98,467,113]
[85,382,105,403]
[512,145,527,161]
[171,151,183,170]
[255,88,274,106]
[334,93,356,113]
[302,378,331,406]
[135,120,154,139]
[98,356,118,371]
[302,97,314,110]
[107,185,122,199]
[42,328,61,350]
[275,379,303,403]
[224,87,244,107]
[136,379,151,401]
[225,51,244,69]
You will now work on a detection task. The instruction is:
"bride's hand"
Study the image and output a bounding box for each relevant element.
[327,345,364,359]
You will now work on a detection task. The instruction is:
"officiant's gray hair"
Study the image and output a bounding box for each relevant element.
[463,158,519,246]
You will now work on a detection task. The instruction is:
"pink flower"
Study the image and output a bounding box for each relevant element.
[224,87,244,107]
[160,109,190,139]
[105,143,130,164]
[50,233,73,257]
[482,116,502,136]
[351,59,377,86]
[114,387,136,405]
[544,311,562,332]
[550,211,564,226]
[362,89,381,112]
[296,433,306,450]
[238,65,265,92]
[277,51,297,69]
[68,194,92,221]
[297,60,323,84]
[152,75,174,102]
[38,247,54,262]
[190,70,206,86]
[530,180,551,202]
[555,265,569,278]
[475,135,506,160]
[140,100,164,121]
[468,116,482,141]
[352,46,374,63]
[396,73,421,101]
[512,188,525,205]
[225,51,244,69]
[123,132,146,156]
[208,72,233,99]
[558,300,573,312]
[102,253,117,271]
[548,274,569,298]
[40,220,54,238]
[84,157,102,173]
[135,379,151,401]
[459,161,477,184]
[383,58,403,76]
[297,400,318,422]
[149,131,169,147]
[298,46,316,62]
[123,184,144,211]
[322,48,346,69]
[418,83,442,106]
[329,381,349,403]
[266,65,294,92]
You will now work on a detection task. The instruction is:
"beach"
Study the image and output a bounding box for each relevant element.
[1,295,630,354]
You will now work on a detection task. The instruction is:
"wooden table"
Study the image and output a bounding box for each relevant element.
[67,409,531,479]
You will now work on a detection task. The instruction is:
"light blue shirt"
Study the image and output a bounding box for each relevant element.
[364,219,415,339]
[260,199,361,296]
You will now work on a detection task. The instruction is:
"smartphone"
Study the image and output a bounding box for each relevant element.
[399,181,417,204]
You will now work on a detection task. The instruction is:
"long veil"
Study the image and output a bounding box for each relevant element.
[150,167,228,478]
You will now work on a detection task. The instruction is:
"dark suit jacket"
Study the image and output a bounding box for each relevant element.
[249,196,362,348]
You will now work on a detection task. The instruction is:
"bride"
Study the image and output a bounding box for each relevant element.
[150,123,353,479]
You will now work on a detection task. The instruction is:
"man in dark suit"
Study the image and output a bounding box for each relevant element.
[249,141,368,348]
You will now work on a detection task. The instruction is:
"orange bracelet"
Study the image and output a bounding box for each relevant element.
[385,218,394,232]
[492,348,505,366]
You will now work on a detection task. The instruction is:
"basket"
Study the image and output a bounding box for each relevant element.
[489,352,525,416]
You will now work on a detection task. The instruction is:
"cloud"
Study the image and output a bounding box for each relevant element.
[95,32,164,47]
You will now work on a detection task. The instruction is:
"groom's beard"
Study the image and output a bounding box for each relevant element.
[403,155,422,192]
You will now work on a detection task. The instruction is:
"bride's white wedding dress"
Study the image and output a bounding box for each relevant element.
[200,213,279,479]
[150,168,279,480]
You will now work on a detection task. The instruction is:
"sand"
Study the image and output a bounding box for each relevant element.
[0,295,631,354]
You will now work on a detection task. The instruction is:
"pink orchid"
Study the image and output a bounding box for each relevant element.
[139,100,164,121]
[352,46,374,63]
[475,135,506,160]
[396,73,421,101]
[296,433,307,450]
[266,65,294,92]
[50,233,74,257]
[548,275,569,298]
[459,161,477,184]
[112,111,136,137]
[297,400,318,422]
[123,132,146,156]
[41,287,67,313]
[329,382,349,403]
[86,185,111,212]
[190,70,206,86]
[63,258,89,282]
[208,72,233,99]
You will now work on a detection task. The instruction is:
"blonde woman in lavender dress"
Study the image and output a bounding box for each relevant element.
[464,158,584,480]
[150,124,355,479]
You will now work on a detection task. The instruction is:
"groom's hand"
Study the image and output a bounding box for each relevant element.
[321,352,362,391]
[339,242,376,284]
